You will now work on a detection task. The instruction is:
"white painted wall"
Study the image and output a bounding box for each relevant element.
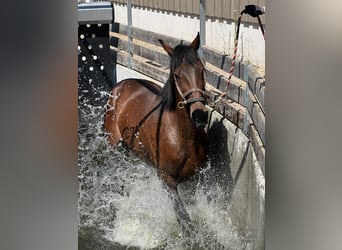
[114,4,265,67]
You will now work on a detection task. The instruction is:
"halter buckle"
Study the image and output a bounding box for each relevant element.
[177,101,186,109]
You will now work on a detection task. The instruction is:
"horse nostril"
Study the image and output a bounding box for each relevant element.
[191,109,208,128]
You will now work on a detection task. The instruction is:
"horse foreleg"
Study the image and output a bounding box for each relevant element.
[160,173,196,234]
[104,100,122,145]
[104,113,121,145]
[169,187,196,233]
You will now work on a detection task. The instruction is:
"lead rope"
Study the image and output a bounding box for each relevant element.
[209,5,265,107]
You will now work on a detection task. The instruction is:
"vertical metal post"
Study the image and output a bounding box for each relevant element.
[243,66,249,135]
[199,0,206,58]
[127,0,132,68]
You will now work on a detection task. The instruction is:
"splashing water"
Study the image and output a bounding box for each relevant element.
[78,87,255,250]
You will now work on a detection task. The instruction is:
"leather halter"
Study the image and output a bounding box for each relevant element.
[174,78,206,109]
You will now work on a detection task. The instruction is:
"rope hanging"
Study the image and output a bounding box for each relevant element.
[209,5,265,106]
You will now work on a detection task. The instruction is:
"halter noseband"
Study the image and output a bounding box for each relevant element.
[174,79,206,109]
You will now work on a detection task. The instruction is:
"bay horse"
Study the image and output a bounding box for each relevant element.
[104,33,208,232]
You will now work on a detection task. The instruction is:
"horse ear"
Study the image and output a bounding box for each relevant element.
[158,39,173,56]
[190,32,200,51]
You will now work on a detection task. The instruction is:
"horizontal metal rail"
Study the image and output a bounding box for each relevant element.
[78,2,114,24]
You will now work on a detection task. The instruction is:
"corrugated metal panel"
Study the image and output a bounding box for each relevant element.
[160,0,164,10]
[235,0,241,19]
[214,0,222,19]
[112,0,265,24]
[168,0,174,11]
[174,0,180,13]
[222,0,232,20]
[186,0,192,14]
[158,0,164,9]
[193,0,199,15]
[169,0,176,12]
[180,1,186,13]
[206,0,214,17]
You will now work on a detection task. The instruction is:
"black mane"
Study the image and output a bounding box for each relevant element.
[159,44,199,110]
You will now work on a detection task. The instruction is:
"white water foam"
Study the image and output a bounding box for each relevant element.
[107,173,179,248]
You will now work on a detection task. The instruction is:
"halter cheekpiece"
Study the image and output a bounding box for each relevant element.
[174,78,206,109]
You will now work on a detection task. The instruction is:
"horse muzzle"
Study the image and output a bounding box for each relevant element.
[191,109,208,128]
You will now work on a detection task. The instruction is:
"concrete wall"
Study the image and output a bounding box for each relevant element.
[206,107,264,249]
[113,3,265,67]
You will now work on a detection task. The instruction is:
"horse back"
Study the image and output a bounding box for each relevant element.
[104,79,160,143]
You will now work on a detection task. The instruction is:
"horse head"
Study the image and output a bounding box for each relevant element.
[159,33,208,128]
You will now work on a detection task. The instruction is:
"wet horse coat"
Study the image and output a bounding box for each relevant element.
[104,33,208,230]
